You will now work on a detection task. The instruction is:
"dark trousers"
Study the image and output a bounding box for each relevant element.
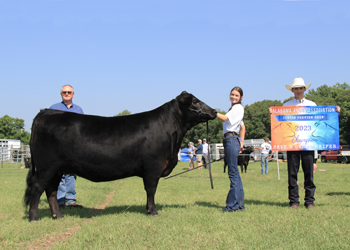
[287,151,316,207]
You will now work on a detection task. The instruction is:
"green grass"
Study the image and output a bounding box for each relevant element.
[0,160,350,249]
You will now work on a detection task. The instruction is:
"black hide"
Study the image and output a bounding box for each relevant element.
[24,91,217,221]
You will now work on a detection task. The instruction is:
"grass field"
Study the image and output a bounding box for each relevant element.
[0,160,350,249]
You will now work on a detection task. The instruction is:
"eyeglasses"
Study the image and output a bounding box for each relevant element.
[61,91,72,95]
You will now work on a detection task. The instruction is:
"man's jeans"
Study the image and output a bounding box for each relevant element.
[287,151,315,207]
[261,154,269,174]
[57,174,77,205]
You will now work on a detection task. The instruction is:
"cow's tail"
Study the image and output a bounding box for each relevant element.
[24,119,38,210]
[24,158,36,209]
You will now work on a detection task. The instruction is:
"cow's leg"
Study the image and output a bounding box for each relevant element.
[240,164,244,173]
[45,174,64,219]
[143,177,160,216]
[27,176,45,222]
[244,164,247,173]
[28,194,42,221]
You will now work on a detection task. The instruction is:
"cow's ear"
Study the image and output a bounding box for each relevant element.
[177,91,192,107]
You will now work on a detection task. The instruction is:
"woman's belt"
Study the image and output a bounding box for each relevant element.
[224,132,238,138]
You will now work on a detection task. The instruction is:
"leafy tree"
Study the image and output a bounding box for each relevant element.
[115,110,132,116]
[244,100,283,140]
[0,115,31,145]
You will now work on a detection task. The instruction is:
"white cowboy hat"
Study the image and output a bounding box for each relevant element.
[285,78,311,91]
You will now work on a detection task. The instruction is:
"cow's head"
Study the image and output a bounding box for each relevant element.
[176,91,217,128]
[242,146,254,154]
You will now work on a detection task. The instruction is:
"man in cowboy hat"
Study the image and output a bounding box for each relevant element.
[282,78,339,210]
[284,78,313,106]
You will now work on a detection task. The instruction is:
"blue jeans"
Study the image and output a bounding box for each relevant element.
[57,174,77,205]
[261,154,269,174]
[223,135,245,211]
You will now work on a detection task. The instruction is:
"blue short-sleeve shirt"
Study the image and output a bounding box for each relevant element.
[196,144,203,154]
[50,101,84,114]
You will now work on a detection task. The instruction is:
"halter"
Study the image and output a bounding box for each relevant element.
[189,104,206,117]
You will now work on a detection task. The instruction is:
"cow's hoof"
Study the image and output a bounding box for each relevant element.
[28,213,39,222]
[148,211,158,217]
[29,217,39,222]
[52,213,64,219]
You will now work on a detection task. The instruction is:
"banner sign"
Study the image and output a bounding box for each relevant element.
[270,105,340,151]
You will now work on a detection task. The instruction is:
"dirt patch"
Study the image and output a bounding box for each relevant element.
[17,181,122,249]
[18,226,81,250]
[95,188,116,210]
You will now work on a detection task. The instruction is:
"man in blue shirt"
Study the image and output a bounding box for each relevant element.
[50,85,83,209]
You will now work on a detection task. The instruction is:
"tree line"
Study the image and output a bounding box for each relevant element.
[1,82,349,147]
[0,115,31,145]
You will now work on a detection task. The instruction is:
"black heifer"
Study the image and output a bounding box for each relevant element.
[223,146,254,173]
[24,91,217,222]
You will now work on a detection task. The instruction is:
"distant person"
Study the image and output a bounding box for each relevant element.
[216,86,245,212]
[50,85,83,209]
[254,138,273,174]
[187,142,195,170]
[202,138,210,169]
[194,139,203,170]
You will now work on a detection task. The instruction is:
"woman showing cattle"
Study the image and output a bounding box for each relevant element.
[216,86,245,212]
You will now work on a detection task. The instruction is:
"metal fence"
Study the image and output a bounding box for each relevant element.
[0,144,30,168]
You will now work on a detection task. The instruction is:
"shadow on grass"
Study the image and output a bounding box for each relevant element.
[25,203,188,221]
[195,200,290,208]
[327,192,350,196]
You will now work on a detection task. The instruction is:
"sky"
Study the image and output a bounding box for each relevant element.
[1,0,349,131]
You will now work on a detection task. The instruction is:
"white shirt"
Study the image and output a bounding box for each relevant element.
[283,98,316,107]
[223,104,244,134]
[260,142,272,155]
[202,143,209,154]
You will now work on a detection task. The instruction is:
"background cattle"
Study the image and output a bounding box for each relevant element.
[24,91,217,221]
[24,156,32,169]
[223,146,254,173]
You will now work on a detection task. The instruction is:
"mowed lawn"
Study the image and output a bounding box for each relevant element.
[0,160,350,249]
